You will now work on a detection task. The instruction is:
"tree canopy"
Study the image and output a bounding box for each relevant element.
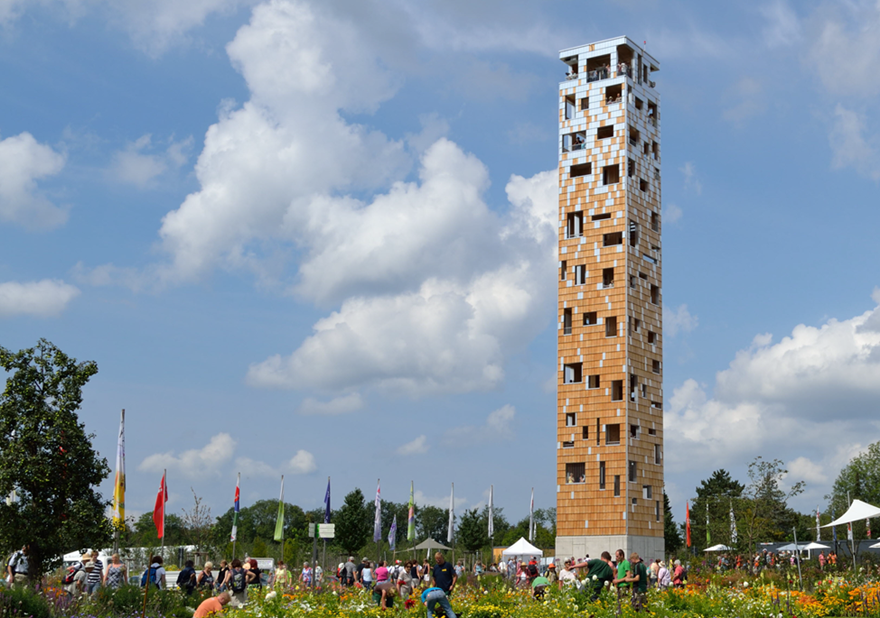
[0,340,111,581]
[827,441,880,540]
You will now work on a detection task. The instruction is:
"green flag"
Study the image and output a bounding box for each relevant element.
[706,502,711,546]
[407,481,415,542]
[274,475,285,542]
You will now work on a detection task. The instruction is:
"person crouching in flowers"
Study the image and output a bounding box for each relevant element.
[421,586,456,618]
[571,551,614,601]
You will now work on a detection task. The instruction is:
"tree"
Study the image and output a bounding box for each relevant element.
[663,492,683,554]
[0,340,112,582]
[335,489,371,555]
[827,441,880,541]
[739,457,804,549]
[458,508,488,552]
[688,469,744,551]
[417,505,450,542]
[182,488,214,559]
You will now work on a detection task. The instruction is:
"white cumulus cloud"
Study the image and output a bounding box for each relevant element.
[287,449,316,474]
[297,393,363,416]
[109,134,193,188]
[397,435,428,456]
[663,304,698,337]
[0,280,80,317]
[442,404,516,447]
[0,132,67,230]
[139,433,236,478]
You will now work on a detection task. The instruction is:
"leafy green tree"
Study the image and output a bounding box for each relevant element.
[663,492,683,554]
[457,508,488,552]
[132,512,187,547]
[0,340,111,582]
[827,441,880,541]
[335,489,371,555]
[689,469,744,551]
[417,505,450,542]
[739,457,804,549]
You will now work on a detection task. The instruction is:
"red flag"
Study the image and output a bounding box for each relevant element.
[686,501,691,547]
[153,472,168,539]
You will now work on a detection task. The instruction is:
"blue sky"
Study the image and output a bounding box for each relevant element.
[2,0,880,532]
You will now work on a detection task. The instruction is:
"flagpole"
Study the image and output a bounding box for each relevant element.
[161,469,166,555]
[113,409,125,554]
[232,472,240,560]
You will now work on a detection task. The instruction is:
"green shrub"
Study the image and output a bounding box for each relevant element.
[0,584,52,618]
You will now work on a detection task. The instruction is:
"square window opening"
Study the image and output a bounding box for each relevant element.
[639,178,648,192]
[643,485,653,500]
[630,424,639,438]
[602,164,620,185]
[565,412,576,427]
[579,96,590,111]
[566,462,585,484]
[563,362,583,384]
[563,131,587,153]
[634,97,644,110]
[597,125,614,139]
[586,54,611,82]
[652,359,661,374]
[605,84,622,104]
[588,374,600,389]
[648,428,657,436]
[605,315,618,337]
[583,311,597,326]
[648,331,656,344]
[605,423,620,445]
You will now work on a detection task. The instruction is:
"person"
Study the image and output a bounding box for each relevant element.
[454,561,464,579]
[626,552,649,611]
[315,563,323,588]
[273,561,291,590]
[649,559,660,587]
[421,585,456,618]
[657,561,671,590]
[300,562,312,587]
[545,563,558,587]
[86,551,104,594]
[193,591,231,618]
[498,559,507,578]
[216,560,229,592]
[143,555,166,589]
[341,557,356,587]
[672,559,685,587]
[571,551,614,600]
[360,560,373,590]
[612,549,631,600]
[197,562,216,591]
[373,578,397,609]
[247,559,262,591]
[7,546,28,586]
[73,561,92,597]
[818,551,826,569]
[473,561,484,576]
[421,560,432,588]
[431,552,456,594]
[104,554,127,590]
[374,560,389,584]
[224,559,248,607]
[397,560,414,599]
[557,560,577,589]
[177,559,197,595]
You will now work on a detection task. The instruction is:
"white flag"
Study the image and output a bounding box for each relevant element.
[488,485,494,539]
[729,501,737,544]
[528,488,535,542]
[447,483,455,543]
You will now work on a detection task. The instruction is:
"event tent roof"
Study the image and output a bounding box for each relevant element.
[704,544,732,552]
[821,500,880,528]
[412,539,451,551]
[502,537,543,557]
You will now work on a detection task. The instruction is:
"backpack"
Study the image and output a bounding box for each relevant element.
[62,567,77,585]
[231,568,246,593]
[141,566,158,588]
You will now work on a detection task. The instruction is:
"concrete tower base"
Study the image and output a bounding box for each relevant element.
[556,535,665,563]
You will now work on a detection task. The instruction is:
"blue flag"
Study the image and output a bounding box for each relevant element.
[389,515,397,550]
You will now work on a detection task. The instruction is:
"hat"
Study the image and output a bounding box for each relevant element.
[548,563,555,568]
[84,561,95,569]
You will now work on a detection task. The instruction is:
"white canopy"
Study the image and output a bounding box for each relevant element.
[821,500,880,528]
[802,542,830,550]
[704,544,731,552]
[502,537,543,557]
[777,543,801,551]
[870,541,880,549]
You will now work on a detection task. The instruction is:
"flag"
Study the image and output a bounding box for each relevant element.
[816,508,821,542]
[153,471,167,539]
[231,473,240,542]
[848,522,854,542]
[373,479,382,543]
[324,477,331,524]
[407,481,415,542]
[686,501,691,547]
[729,501,737,545]
[111,410,125,527]
[274,475,285,542]
[832,506,837,543]
[389,514,397,550]
[868,518,872,539]
[528,488,535,542]
[447,483,454,543]
[706,502,711,546]
[488,485,494,539]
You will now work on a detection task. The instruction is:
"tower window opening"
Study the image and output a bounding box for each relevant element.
[611,380,623,401]
[582,425,589,440]
[655,444,662,464]
[639,178,648,192]
[648,428,657,436]
[605,315,618,337]
[560,260,567,281]
[656,500,661,522]
[565,412,576,427]
[652,141,659,159]
[574,264,586,285]
[652,400,663,410]
[629,126,640,146]
[651,211,659,232]
[579,96,590,111]
[604,84,622,104]
[588,374,600,389]
[562,440,574,448]
[563,308,572,335]
[629,220,639,246]
[628,158,636,178]
[602,165,620,185]
[652,359,661,374]
[647,331,656,344]
[634,96,644,110]
[586,54,611,82]
[629,374,638,401]
[643,485,653,500]
[570,162,592,177]
[648,100,658,124]
[603,232,623,246]
[592,212,611,221]
[613,475,621,497]
[630,423,639,438]
[599,461,606,489]
[566,212,583,238]
[563,131,587,153]
[606,423,620,445]
[563,363,583,383]
[640,383,647,398]
[566,462,585,484]
[643,141,650,156]
[629,460,637,482]
[650,284,659,304]
[583,311,598,326]
[564,95,576,120]
[602,267,615,289]
[597,125,614,139]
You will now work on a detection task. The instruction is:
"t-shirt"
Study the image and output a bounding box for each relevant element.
[374,566,389,582]
[432,562,455,592]
[634,562,649,593]
[421,586,443,603]
[89,559,104,584]
[193,597,224,618]
[73,569,87,593]
[616,559,631,588]
[375,580,396,596]
[362,567,372,583]
[586,559,614,590]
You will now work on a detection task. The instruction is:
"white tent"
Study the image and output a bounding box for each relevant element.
[870,541,880,549]
[501,537,543,557]
[802,542,830,550]
[821,500,880,527]
[704,544,731,552]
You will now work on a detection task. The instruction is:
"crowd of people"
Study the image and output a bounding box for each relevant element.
[707,549,841,573]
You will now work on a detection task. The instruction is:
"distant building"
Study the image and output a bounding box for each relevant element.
[556,37,664,561]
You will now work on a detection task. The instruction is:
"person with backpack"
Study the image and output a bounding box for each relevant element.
[141,555,166,589]
[177,560,197,596]
[6,546,29,586]
[223,559,248,607]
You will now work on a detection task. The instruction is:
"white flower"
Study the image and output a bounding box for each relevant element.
[604,580,610,586]
[592,575,597,581]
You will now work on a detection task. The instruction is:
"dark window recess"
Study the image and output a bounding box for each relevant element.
[643,485,653,500]
[648,428,657,436]
[574,265,586,285]
[630,423,639,438]
[648,331,656,344]
[579,97,590,111]
[651,212,659,232]
[588,374,600,389]
[563,308,572,335]
[562,440,574,448]
[652,359,661,374]
[564,363,583,383]
[652,141,659,159]
[602,267,615,289]
[641,383,647,398]
[629,373,637,401]
[592,212,611,221]
[614,475,621,497]
[640,178,648,192]
[566,212,583,238]
[571,162,592,178]
[604,232,623,246]
[605,315,617,337]
[566,412,576,427]
[629,126,640,146]
[602,164,620,185]
[634,97,644,110]
[606,423,620,445]
[583,311,598,326]
[650,284,659,304]
[631,317,640,332]
[656,500,661,522]
[639,271,648,280]
[596,419,600,446]
[652,400,663,410]
[564,131,587,152]
[629,460,637,482]
[629,220,638,246]
[582,425,589,440]
[566,462,585,483]
[648,100,658,123]
[599,461,606,489]
[605,84,622,104]
[564,95,576,120]
[611,380,623,401]
[655,444,662,464]
[627,158,635,178]
[597,125,614,139]
[629,275,636,288]
[560,260,567,281]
